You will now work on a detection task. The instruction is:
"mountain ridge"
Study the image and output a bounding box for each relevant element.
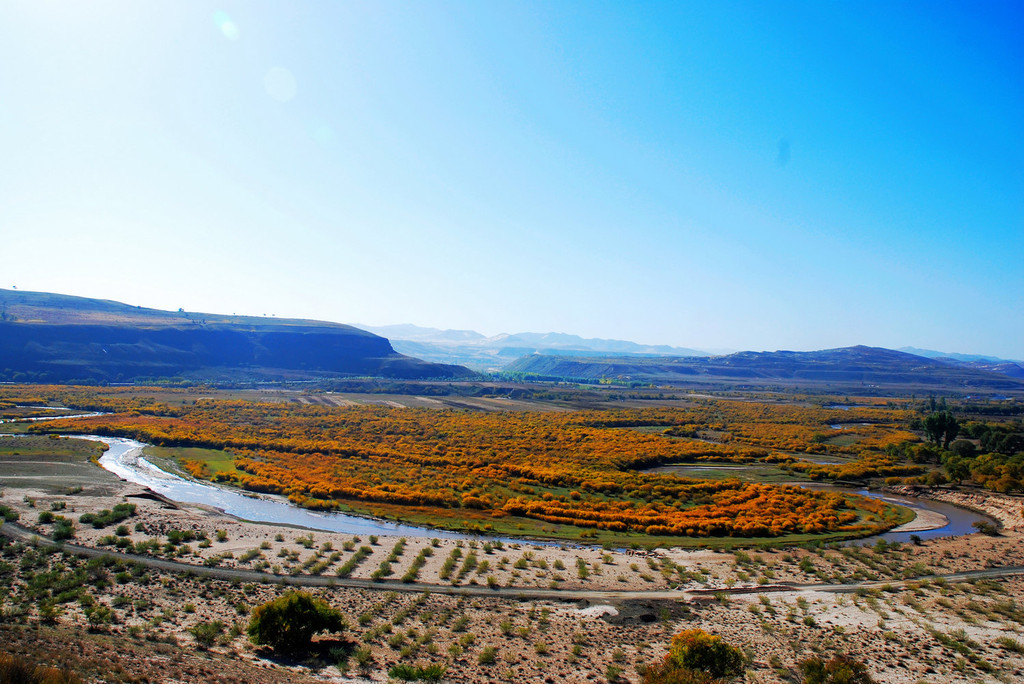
[897,346,1022,364]
[504,345,1024,392]
[0,290,473,383]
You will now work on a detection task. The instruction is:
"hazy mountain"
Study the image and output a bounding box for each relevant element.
[357,324,488,345]
[898,346,1020,364]
[899,347,1024,380]
[0,290,473,384]
[933,359,1024,380]
[505,346,1024,392]
[357,324,709,371]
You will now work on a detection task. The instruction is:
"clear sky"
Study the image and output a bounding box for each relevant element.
[2,1,1021,357]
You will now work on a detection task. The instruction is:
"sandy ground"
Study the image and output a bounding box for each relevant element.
[5,449,1024,683]
[887,485,1024,530]
[4,481,737,594]
[888,507,948,533]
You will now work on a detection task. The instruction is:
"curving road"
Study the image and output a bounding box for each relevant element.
[3,521,1023,603]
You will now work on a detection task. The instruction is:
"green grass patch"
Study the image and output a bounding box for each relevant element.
[0,435,102,460]
[143,446,242,479]
[825,434,863,446]
[648,463,807,483]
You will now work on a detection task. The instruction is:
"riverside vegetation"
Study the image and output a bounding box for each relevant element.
[1,385,932,545]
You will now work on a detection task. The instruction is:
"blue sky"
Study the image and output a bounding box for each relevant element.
[2,1,1021,357]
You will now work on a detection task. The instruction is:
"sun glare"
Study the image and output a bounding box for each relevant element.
[212,9,239,41]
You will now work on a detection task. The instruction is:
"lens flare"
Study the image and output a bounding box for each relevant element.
[213,10,240,41]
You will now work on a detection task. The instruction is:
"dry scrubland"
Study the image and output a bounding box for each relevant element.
[3,386,1024,682]
[3,482,1024,683]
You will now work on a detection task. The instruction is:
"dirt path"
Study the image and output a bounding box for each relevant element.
[5,521,1024,604]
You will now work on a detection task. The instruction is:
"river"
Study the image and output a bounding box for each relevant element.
[2,409,996,546]
[648,464,994,545]
[91,436,475,540]
[94,438,995,546]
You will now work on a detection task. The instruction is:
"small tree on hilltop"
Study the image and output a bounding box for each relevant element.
[247,591,345,654]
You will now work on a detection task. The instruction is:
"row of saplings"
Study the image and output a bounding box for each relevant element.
[247,591,873,683]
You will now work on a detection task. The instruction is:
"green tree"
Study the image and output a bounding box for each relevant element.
[948,439,976,460]
[923,411,958,448]
[247,591,345,654]
[909,443,942,464]
[942,455,970,485]
[85,604,113,630]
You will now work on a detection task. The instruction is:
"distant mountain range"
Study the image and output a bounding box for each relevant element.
[357,324,711,371]
[3,290,1020,393]
[504,346,1024,392]
[898,346,1024,379]
[361,324,1024,386]
[0,290,472,384]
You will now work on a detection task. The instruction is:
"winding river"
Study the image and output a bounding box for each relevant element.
[649,464,993,545]
[797,482,991,545]
[1,411,475,539]
[93,436,473,540]
[2,410,997,545]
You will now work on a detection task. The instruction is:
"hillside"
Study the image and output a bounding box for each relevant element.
[358,323,709,371]
[898,346,1024,379]
[505,346,1024,393]
[0,290,473,383]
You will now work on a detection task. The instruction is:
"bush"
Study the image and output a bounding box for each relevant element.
[972,521,999,536]
[52,518,75,541]
[799,654,873,683]
[78,503,136,529]
[0,652,82,684]
[668,629,744,679]
[641,629,744,683]
[189,620,226,648]
[0,504,20,522]
[247,591,345,654]
[388,663,447,681]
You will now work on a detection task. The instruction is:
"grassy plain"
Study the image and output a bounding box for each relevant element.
[647,463,811,484]
[144,445,243,480]
[0,435,112,493]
